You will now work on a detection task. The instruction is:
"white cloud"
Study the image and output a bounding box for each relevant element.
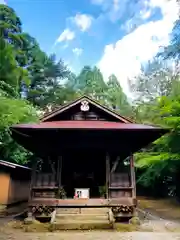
[0,0,6,4]
[72,48,83,56]
[122,1,154,32]
[91,0,129,23]
[54,14,93,46]
[73,13,93,32]
[55,28,75,44]
[140,9,152,19]
[98,0,179,96]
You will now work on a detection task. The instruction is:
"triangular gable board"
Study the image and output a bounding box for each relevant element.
[41,96,133,123]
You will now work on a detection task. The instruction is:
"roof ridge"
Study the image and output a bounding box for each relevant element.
[40,95,85,121]
[0,160,31,170]
[41,95,134,123]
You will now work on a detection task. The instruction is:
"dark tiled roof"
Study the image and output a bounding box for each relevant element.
[12,120,164,130]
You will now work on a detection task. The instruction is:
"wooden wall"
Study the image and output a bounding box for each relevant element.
[0,172,10,204]
[44,103,120,122]
[0,166,31,205]
[8,177,30,204]
[72,111,106,121]
[8,168,31,204]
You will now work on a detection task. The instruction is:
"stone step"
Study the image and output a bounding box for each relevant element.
[56,213,108,221]
[56,207,109,215]
[81,208,109,214]
[52,219,112,230]
[56,208,81,214]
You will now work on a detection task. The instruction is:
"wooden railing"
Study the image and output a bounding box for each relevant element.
[109,173,132,198]
[32,173,58,198]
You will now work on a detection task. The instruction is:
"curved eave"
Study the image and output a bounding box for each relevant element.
[10,121,170,158]
[11,120,170,131]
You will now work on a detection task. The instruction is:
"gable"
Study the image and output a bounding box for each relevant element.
[41,96,133,123]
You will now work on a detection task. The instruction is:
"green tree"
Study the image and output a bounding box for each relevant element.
[129,59,174,102]
[0,96,38,164]
[0,37,29,97]
[130,60,180,197]
[135,83,180,197]
[0,4,22,45]
[75,66,107,101]
[75,66,93,92]
[158,19,180,59]
[0,4,31,67]
[27,53,71,107]
[106,74,132,116]
[74,66,132,116]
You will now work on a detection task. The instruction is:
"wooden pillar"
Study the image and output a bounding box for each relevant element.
[57,155,62,188]
[57,156,60,185]
[48,156,55,175]
[58,156,62,188]
[130,154,136,198]
[106,153,110,199]
[29,158,38,202]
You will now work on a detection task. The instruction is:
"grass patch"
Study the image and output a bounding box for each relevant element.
[114,223,139,232]
[7,220,51,232]
[138,197,180,222]
[6,220,113,232]
[165,223,180,232]
[165,226,180,232]
[114,222,154,232]
[6,220,145,232]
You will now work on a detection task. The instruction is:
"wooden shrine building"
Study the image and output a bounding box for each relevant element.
[11,96,168,218]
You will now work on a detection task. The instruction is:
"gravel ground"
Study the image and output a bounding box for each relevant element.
[1,209,180,239]
[0,231,180,240]
[1,219,180,240]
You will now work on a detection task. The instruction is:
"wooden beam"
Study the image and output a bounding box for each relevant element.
[106,153,110,199]
[109,187,133,190]
[29,198,134,207]
[110,156,120,174]
[32,186,58,190]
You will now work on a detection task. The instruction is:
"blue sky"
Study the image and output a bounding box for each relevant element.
[1,0,179,94]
